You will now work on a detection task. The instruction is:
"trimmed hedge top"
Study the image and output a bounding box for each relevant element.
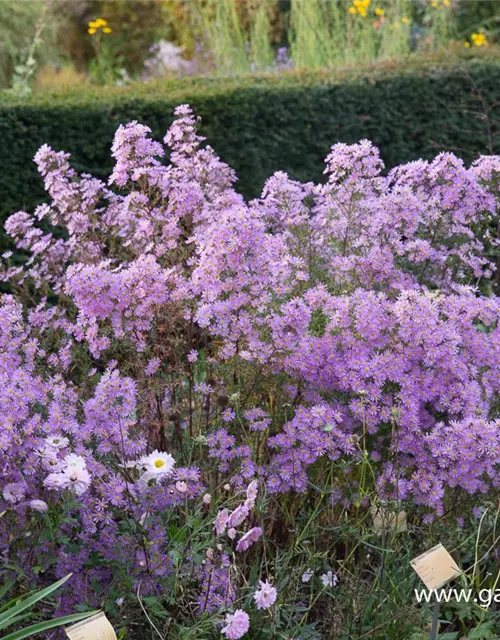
[1,58,500,251]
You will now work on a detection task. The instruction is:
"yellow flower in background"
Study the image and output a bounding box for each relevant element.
[464,42,471,48]
[87,18,112,36]
[431,0,439,7]
[443,0,450,6]
[471,32,488,47]
[353,1,369,8]
[402,16,411,24]
[375,7,385,16]
[350,0,371,17]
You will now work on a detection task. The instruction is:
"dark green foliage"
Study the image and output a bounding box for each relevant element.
[1,59,500,252]
[456,1,500,36]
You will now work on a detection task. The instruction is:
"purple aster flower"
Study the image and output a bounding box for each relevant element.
[2,482,26,504]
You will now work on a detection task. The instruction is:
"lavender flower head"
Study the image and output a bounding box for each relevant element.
[221,609,250,639]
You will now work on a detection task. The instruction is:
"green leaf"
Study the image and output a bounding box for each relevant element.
[0,573,72,630]
[2,610,99,640]
[0,578,15,602]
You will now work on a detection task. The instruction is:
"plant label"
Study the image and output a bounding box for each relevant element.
[410,543,461,590]
[65,612,117,640]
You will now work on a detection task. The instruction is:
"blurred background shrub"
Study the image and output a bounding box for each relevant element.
[1,0,500,92]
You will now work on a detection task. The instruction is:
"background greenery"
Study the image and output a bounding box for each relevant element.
[2,58,500,252]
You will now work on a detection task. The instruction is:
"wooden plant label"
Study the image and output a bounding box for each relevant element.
[65,612,117,640]
[410,543,461,590]
[370,504,407,534]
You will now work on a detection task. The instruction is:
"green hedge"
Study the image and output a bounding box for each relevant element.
[2,59,500,251]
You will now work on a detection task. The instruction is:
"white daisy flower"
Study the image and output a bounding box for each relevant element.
[140,450,175,476]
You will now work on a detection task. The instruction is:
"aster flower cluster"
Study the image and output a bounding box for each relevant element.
[1,104,500,631]
[0,298,202,612]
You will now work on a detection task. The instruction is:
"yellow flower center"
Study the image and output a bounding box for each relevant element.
[154,459,165,468]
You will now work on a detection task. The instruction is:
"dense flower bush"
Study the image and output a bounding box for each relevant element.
[1,105,500,637]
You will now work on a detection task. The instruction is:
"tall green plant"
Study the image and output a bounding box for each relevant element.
[378,0,413,60]
[192,0,276,75]
[194,0,248,74]
[0,1,54,89]
[10,0,56,96]
[290,0,413,69]
[290,0,338,68]
[249,1,275,71]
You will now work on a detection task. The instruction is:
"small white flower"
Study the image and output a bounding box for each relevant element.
[44,455,91,496]
[122,459,142,469]
[45,435,69,450]
[61,467,91,495]
[64,453,87,469]
[203,493,211,505]
[116,597,124,607]
[301,568,314,583]
[224,483,231,491]
[321,570,338,588]
[36,445,64,471]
